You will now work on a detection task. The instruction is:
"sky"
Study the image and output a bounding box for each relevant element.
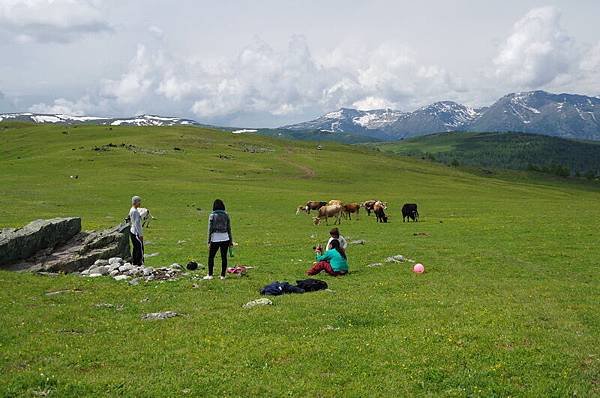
[1,0,599,127]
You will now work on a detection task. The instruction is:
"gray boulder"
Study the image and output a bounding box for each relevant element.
[0,217,81,265]
[2,223,130,273]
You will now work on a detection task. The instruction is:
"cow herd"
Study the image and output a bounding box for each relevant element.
[296,200,419,225]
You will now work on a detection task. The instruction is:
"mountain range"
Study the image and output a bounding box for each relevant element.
[2,90,600,141]
[0,113,204,127]
[281,91,600,141]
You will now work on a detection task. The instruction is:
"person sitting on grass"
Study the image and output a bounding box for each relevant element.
[327,227,347,251]
[307,239,348,276]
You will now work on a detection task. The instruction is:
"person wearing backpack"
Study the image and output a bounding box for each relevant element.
[307,239,348,276]
[205,199,233,280]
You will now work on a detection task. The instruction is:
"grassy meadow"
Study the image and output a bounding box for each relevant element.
[0,122,598,397]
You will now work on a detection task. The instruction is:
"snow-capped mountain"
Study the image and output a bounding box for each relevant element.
[384,101,481,138]
[0,113,204,127]
[281,91,600,141]
[468,91,600,140]
[281,108,406,139]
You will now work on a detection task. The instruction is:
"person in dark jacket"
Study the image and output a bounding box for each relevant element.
[205,199,233,280]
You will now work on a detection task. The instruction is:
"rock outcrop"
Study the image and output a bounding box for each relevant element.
[0,217,81,264]
[0,218,130,273]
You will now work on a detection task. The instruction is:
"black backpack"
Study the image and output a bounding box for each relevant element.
[295,279,328,292]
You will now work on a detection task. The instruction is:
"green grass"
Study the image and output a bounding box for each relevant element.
[373,131,600,177]
[0,122,599,397]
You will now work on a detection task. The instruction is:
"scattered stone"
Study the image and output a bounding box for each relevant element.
[93,259,109,266]
[243,298,273,309]
[142,311,178,320]
[113,275,129,281]
[108,257,122,265]
[109,270,119,277]
[170,263,182,270]
[45,288,83,296]
[129,278,140,286]
[414,232,431,237]
[323,325,340,331]
[88,266,109,275]
[144,252,159,258]
[349,239,366,245]
[177,240,187,244]
[88,273,103,278]
[385,255,405,263]
[95,303,114,308]
[118,264,133,273]
[367,262,383,268]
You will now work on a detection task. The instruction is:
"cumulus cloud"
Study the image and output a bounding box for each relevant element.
[29,96,99,115]
[101,45,155,104]
[0,0,111,43]
[94,35,465,123]
[493,6,578,88]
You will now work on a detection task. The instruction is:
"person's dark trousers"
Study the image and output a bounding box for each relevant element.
[130,232,144,265]
[208,240,230,277]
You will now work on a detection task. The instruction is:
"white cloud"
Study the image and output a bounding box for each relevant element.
[0,0,112,43]
[493,6,578,88]
[29,96,101,115]
[352,97,394,110]
[101,45,155,104]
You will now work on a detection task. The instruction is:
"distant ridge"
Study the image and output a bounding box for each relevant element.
[282,90,600,141]
[0,113,206,127]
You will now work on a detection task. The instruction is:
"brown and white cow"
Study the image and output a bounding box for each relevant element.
[373,201,388,223]
[296,201,327,215]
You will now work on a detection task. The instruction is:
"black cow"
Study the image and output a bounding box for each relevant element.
[402,203,419,222]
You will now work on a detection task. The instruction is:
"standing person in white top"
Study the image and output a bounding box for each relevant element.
[129,196,144,265]
[326,228,348,251]
[205,199,233,280]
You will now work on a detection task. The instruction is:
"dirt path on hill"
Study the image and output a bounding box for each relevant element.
[278,147,316,178]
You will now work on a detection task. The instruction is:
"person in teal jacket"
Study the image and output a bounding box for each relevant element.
[307,239,348,276]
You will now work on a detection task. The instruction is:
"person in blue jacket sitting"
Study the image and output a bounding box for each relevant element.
[306,239,348,276]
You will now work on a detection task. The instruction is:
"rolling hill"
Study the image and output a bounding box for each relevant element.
[0,121,599,396]
[372,131,600,178]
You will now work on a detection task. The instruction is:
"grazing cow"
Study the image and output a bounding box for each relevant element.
[313,204,343,225]
[402,203,419,222]
[374,201,388,223]
[363,200,387,216]
[296,201,327,215]
[343,203,361,220]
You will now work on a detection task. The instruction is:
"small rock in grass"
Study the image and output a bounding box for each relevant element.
[350,239,366,245]
[144,252,159,258]
[113,275,129,281]
[88,273,103,278]
[142,311,178,320]
[118,264,133,273]
[242,298,273,309]
[170,263,182,270]
[367,262,383,268]
[129,278,140,286]
[89,266,109,275]
[385,255,405,263]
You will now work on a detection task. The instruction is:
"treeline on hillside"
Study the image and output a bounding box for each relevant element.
[392,132,600,180]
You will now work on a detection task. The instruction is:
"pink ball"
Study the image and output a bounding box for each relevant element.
[413,263,425,273]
